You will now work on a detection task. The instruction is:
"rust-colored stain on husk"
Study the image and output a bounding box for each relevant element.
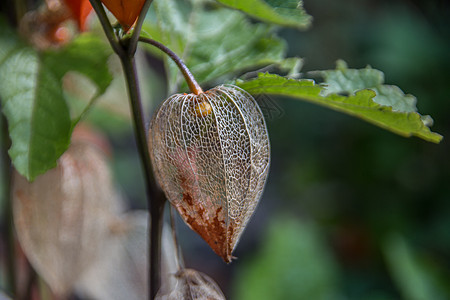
[177,192,234,263]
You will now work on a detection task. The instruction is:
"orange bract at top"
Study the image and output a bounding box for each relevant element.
[101,0,146,32]
[63,0,93,31]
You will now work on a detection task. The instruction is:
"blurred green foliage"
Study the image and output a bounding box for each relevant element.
[242,0,450,299]
[1,0,448,298]
[233,216,341,300]
[111,0,450,298]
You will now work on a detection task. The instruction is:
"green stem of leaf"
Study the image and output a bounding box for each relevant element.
[139,37,203,95]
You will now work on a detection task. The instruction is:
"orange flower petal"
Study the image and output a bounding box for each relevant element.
[101,0,146,32]
[64,0,93,31]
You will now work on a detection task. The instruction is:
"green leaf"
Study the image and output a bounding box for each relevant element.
[215,0,312,29]
[143,0,292,92]
[45,33,113,122]
[383,234,450,300]
[46,34,113,98]
[0,20,113,180]
[233,216,340,300]
[313,60,418,113]
[0,44,71,180]
[237,72,443,143]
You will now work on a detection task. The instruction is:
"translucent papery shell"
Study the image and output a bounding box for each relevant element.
[76,211,179,300]
[149,85,270,262]
[155,268,225,300]
[13,136,121,296]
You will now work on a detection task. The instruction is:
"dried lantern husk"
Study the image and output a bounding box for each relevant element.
[13,132,121,297]
[149,85,270,262]
[155,268,226,300]
[75,211,179,300]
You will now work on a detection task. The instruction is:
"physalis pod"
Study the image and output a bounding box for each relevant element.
[149,85,270,263]
[13,126,121,297]
[155,268,225,300]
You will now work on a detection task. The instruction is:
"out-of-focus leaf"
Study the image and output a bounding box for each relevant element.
[0,19,113,180]
[76,211,179,300]
[233,216,340,300]
[156,268,225,300]
[143,0,292,92]
[0,45,71,181]
[215,0,312,29]
[46,33,113,124]
[0,290,11,300]
[383,234,450,300]
[47,33,113,101]
[237,72,442,143]
[12,129,122,296]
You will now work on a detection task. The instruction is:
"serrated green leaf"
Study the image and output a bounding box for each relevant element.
[237,73,443,143]
[315,60,417,112]
[215,0,312,29]
[143,0,291,92]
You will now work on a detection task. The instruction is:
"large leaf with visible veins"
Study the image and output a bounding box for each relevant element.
[237,68,442,143]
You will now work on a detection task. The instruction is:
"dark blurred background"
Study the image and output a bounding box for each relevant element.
[3,0,448,298]
[77,0,450,299]
[165,0,450,299]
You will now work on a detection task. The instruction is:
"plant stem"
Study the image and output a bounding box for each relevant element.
[88,1,166,299]
[120,49,166,300]
[139,37,203,95]
[88,0,124,56]
[169,205,184,270]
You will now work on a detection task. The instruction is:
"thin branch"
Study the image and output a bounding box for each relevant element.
[150,195,165,299]
[88,2,167,298]
[120,54,166,300]
[139,37,203,95]
[170,205,184,270]
[88,0,124,56]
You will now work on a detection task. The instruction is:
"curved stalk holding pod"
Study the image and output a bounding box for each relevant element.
[139,37,203,95]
